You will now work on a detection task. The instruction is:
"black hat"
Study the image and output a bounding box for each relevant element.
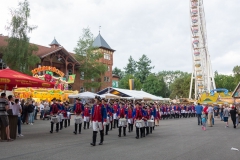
[51,98,57,101]
[75,97,81,101]
[95,96,101,101]
[84,103,89,106]
[135,101,141,105]
[57,99,61,102]
[64,101,70,105]
[114,99,119,102]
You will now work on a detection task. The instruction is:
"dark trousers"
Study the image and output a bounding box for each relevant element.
[232,117,236,128]
[197,114,202,125]
[17,117,21,134]
[50,122,59,132]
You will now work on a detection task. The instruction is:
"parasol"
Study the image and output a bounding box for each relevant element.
[0,68,54,90]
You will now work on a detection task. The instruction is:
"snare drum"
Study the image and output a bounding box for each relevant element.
[51,116,60,123]
[147,120,154,127]
[59,113,64,121]
[84,116,90,122]
[113,113,117,119]
[75,116,82,124]
[67,112,71,119]
[136,120,144,128]
[119,118,127,126]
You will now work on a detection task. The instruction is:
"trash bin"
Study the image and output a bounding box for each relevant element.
[0,115,18,140]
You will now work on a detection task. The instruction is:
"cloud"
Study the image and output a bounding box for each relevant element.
[0,0,239,75]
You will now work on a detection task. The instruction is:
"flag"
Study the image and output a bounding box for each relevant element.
[68,74,76,83]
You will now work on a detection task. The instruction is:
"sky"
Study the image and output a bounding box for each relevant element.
[0,0,239,75]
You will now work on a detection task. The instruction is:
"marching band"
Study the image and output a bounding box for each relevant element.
[49,96,197,145]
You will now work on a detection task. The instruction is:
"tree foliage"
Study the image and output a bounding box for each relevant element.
[135,54,154,83]
[169,73,193,99]
[119,74,142,90]
[74,28,107,90]
[124,56,136,75]
[112,67,124,79]
[3,0,40,74]
[142,74,166,97]
[215,74,236,91]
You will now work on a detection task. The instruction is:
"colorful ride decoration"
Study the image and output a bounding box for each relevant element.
[31,66,76,91]
[31,66,64,77]
[197,88,234,104]
[13,88,78,102]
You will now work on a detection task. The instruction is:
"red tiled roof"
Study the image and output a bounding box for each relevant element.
[0,35,79,65]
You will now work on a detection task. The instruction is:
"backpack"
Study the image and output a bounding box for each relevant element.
[28,104,34,113]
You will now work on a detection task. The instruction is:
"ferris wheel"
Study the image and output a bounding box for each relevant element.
[189,0,216,99]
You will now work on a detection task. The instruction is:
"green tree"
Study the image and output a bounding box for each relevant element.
[124,56,137,75]
[74,28,107,90]
[135,54,154,83]
[215,74,236,91]
[112,67,124,79]
[142,73,166,97]
[3,0,40,74]
[169,73,193,99]
[119,74,142,90]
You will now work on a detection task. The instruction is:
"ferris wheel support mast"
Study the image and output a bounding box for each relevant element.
[188,0,216,100]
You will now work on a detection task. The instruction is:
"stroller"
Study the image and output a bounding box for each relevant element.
[43,107,50,120]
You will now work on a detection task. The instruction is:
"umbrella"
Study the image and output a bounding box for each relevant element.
[68,91,98,99]
[100,93,120,99]
[0,68,54,90]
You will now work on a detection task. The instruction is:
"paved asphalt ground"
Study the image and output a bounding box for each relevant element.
[0,116,240,160]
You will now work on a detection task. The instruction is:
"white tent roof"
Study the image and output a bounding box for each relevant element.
[100,93,121,99]
[111,88,164,101]
[68,91,98,99]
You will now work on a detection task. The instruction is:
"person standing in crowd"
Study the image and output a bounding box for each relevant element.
[27,100,35,125]
[34,102,39,120]
[195,103,203,125]
[39,101,44,120]
[90,96,107,146]
[0,93,13,141]
[203,105,208,119]
[12,99,23,137]
[219,105,224,121]
[201,111,207,131]
[223,105,229,128]
[230,106,237,129]
[207,104,213,127]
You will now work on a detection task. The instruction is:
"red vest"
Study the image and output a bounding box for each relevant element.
[75,103,82,114]
[84,107,90,116]
[51,103,58,114]
[92,104,102,122]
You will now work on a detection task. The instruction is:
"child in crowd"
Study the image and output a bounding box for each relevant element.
[201,111,206,131]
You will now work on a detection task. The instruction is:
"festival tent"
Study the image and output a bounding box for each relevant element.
[97,87,164,101]
[68,91,98,99]
[100,93,121,99]
[0,68,54,90]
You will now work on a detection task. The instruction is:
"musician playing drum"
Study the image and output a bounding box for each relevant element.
[50,98,60,133]
[127,103,133,133]
[134,101,143,139]
[113,100,119,128]
[73,98,83,134]
[83,103,91,130]
[117,102,127,137]
[90,96,107,146]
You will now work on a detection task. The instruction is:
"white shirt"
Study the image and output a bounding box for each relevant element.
[39,104,44,111]
[207,107,213,113]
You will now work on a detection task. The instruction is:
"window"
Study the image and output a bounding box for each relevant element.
[107,66,110,71]
[104,76,110,82]
[104,53,110,60]
[68,69,72,75]
[80,87,85,93]
[80,72,84,80]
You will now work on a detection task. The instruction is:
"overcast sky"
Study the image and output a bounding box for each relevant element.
[0,0,239,75]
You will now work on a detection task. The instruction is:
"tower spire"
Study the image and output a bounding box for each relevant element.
[99,26,101,33]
